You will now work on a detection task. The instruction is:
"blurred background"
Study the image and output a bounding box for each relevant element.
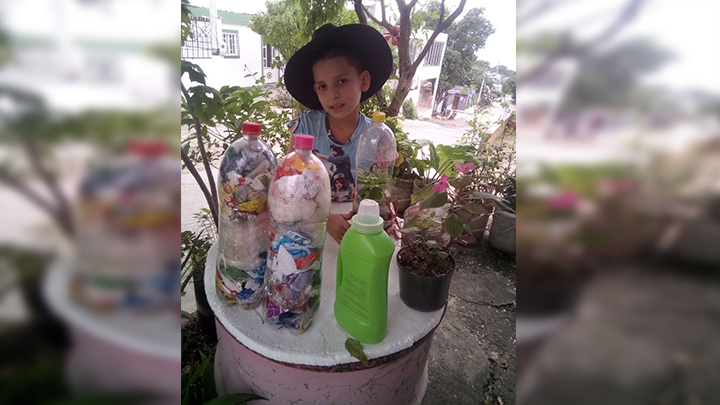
[0,0,179,403]
[516,0,720,403]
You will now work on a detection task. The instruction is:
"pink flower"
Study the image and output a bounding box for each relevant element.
[433,174,450,192]
[455,162,477,175]
[548,190,579,211]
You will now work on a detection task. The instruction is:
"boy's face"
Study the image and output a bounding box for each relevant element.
[312,56,370,120]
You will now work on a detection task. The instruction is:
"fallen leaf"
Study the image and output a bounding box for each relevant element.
[344,338,369,365]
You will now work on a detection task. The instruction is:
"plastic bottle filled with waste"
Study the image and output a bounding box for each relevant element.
[216,121,277,308]
[73,140,180,311]
[265,134,331,334]
[335,199,396,344]
[353,111,398,217]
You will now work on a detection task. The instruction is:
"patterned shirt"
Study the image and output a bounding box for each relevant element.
[286,110,371,202]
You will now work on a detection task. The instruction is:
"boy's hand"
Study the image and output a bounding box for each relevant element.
[327,212,353,244]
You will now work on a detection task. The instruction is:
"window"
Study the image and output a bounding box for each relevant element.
[263,44,278,69]
[181,17,212,59]
[222,31,239,57]
[423,41,445,67]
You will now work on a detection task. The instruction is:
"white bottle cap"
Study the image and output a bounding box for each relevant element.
[351,199,384,234]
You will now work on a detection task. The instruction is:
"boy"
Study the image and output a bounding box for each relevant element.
[284,23,393,244]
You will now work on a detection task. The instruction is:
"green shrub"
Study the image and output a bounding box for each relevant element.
[402,99,418,120]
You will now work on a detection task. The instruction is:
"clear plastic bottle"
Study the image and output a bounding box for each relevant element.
[73,140,180,311]
[216,122,277,308]
[335,199,396,344]
[353,111,398,217]
[265,134,331,334]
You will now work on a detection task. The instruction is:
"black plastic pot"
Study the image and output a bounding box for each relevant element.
[397,249,455,312]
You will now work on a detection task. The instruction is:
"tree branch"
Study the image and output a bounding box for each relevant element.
[363,4,393,31]
[181,82,219,228]
[17,135,74,237]
[410,0,466,73]
[181,146,218,228]
[353,0,367,24]
[0,168,73,238]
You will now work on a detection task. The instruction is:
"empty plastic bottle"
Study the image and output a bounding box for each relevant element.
[353,111,397,217]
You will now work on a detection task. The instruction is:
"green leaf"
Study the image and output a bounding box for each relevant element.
[366,188,383,200]
[429,143,440,170]
[473,191,500,200]
[436,144,478,163]
[492,199,515,214]
[345,338,369,365]
[419,217,435,230]
[181,60,206,85]
[448,175,473,191]
[203,393,268,404]
[426,240,438,249]
[182,350,213,401]
[437,251,449,259]
[419,192,448,210]
[403,215,418,229]
[411,183,435,204]
[464,203,488,214]
[444,215,463,237]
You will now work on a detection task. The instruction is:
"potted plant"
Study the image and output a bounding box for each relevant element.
[395,145,504,311]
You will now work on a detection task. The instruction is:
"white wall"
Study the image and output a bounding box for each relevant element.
[406,33,448,119]
[184,22,265,90]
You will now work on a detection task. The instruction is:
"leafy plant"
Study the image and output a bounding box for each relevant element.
[397,145,512,276]
[356,169,392,201]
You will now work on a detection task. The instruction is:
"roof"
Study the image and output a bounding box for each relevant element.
[188,6,253,26]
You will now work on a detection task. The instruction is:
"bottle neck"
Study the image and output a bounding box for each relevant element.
[295,148,312,157]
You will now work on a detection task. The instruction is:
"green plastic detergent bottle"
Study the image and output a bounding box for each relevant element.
[335,199,396,344]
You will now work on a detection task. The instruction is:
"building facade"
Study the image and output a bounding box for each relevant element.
[182,6,279,89]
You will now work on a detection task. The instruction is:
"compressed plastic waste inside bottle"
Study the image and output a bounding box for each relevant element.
[265,134,331,334]
[353,111,398,217]
[72,140,180,312]
[216,122,277,308]
[335,199,396,344]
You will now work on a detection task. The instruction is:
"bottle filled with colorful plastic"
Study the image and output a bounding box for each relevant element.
[265,134,331,334]
[73,140,180,312]
[335,199,396,344]
[353,111,397,217]
[216,121,277,308]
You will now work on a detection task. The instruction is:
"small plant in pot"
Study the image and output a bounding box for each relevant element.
[396,153,503,312]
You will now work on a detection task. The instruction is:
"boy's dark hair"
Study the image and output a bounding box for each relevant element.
[329,145,345,155]
[313,46,364,74]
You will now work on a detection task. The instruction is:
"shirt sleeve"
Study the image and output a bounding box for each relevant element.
[286,113,306,135]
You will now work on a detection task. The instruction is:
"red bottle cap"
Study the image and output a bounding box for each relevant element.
[294,134,314,150]
[242,121,262,135]
[126,140,168,157]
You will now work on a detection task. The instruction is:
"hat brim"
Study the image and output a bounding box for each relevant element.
[284,24,393,111]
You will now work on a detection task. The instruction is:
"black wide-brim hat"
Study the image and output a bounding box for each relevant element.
[284,24,393,111]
